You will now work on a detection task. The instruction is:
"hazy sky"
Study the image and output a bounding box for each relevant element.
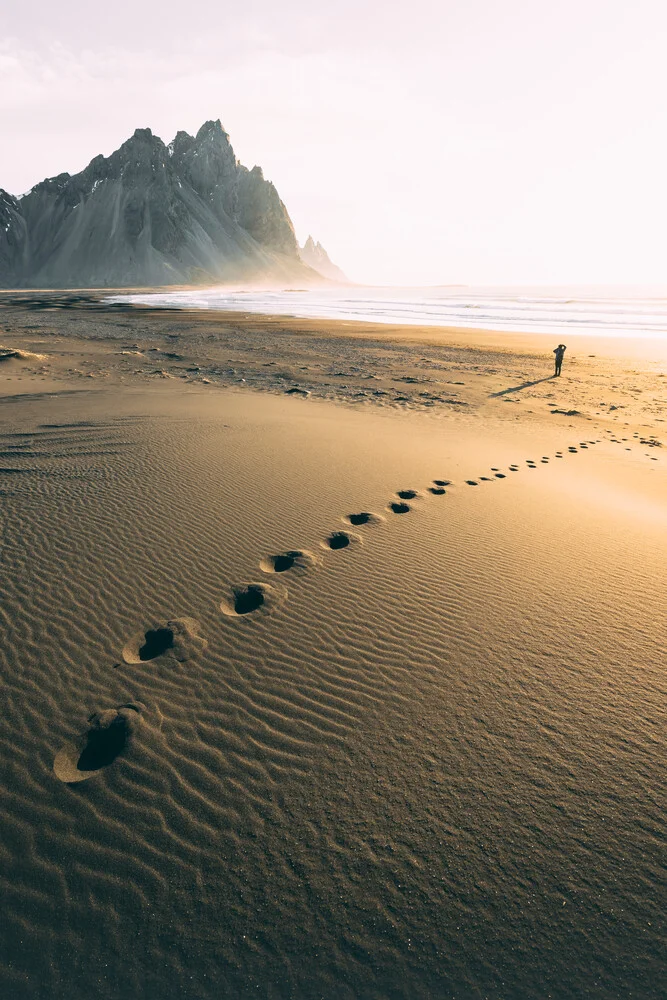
[2,1,667,285]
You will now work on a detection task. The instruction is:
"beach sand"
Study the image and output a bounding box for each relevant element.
[0,292,665,999]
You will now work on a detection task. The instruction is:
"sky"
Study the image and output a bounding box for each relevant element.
[2,0,667,286]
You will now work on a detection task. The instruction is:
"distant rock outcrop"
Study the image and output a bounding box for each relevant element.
[299,235,348,283]
[0,189,28,287]
[0,121,325,288]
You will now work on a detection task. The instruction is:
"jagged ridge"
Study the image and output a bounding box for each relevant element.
[0,121,326,288]
[299,235,348,283]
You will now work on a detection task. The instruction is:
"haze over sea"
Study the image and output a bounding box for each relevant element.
[112,286,667,340]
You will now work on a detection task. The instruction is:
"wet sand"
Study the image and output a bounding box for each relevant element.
[0,292,665,999]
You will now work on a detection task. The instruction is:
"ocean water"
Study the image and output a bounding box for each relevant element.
[109,286,667,339]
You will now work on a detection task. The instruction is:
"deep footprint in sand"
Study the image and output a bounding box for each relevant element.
[568,447,578,453]
[259,549,319,574]
[396,489,420,500]
[322,529,362,550]
[344,512,385,527]
[53,703,145,783]
[122,617,206,664]
[495,473,506,478]
[388,501,411,514]
[220,581,287,617]
[428,486,446,495]
[465,480,479,486]
[433,480,452,487]
[509,465,519,471]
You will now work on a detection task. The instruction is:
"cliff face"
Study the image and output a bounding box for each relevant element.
[299,235,348,283]
[0,189,28,287]
[1,121,320,288]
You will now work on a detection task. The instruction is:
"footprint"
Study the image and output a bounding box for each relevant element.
[259,549,318,574]
[433,480,452,487]
[465,480,478,486]
[479,476,493,482]
[428,486,446,495]
[509,466,519,472]
[122,617,206,664]
[53,703,145,784]
[491,468,500,472]
[495,473,506,478]
[396,489,420,500]
[220,582,286,617]
[388,501,411,514]
[568,447,578,453]
[322,530,362,549]
[344,512,384,527]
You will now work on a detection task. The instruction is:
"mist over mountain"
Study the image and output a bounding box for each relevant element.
[299,236,348,283]
[0,121,344,288]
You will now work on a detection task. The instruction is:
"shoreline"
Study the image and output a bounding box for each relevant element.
[0,291,665,441]
[2,288,667,361]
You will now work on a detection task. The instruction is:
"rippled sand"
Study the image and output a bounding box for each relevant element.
[0,294,665,999]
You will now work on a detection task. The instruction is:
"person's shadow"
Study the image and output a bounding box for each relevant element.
[489,376,554,398]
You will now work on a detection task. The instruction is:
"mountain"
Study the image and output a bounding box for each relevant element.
[0,121,326,288]
[299,235,348,283]
[0,190,28,287]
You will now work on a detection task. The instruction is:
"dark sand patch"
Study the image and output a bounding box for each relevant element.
[321,530,362,550]
[343,512,385,527]
[122,617,206,664]
[259,549,319,574]
[388,501,411,514]
[220,582,286,617]
[54,704,144,784]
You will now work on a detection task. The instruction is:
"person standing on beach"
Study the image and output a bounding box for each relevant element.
[553,344,566,376]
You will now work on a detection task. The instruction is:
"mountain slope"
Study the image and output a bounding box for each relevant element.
[299,235,348,283]
[0,190,28,287]
[0,121,323,288]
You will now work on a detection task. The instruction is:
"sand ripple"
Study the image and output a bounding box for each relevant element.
[0,394,664,999]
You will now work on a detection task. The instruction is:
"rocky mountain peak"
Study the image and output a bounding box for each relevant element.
[0,119,329,288]
[196,119,229,142]
[299,235,347,283]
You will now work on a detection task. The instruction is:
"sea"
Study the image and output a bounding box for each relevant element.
[108,285,667,339]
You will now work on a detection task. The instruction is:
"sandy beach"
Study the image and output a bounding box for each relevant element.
[0,292,665,999]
